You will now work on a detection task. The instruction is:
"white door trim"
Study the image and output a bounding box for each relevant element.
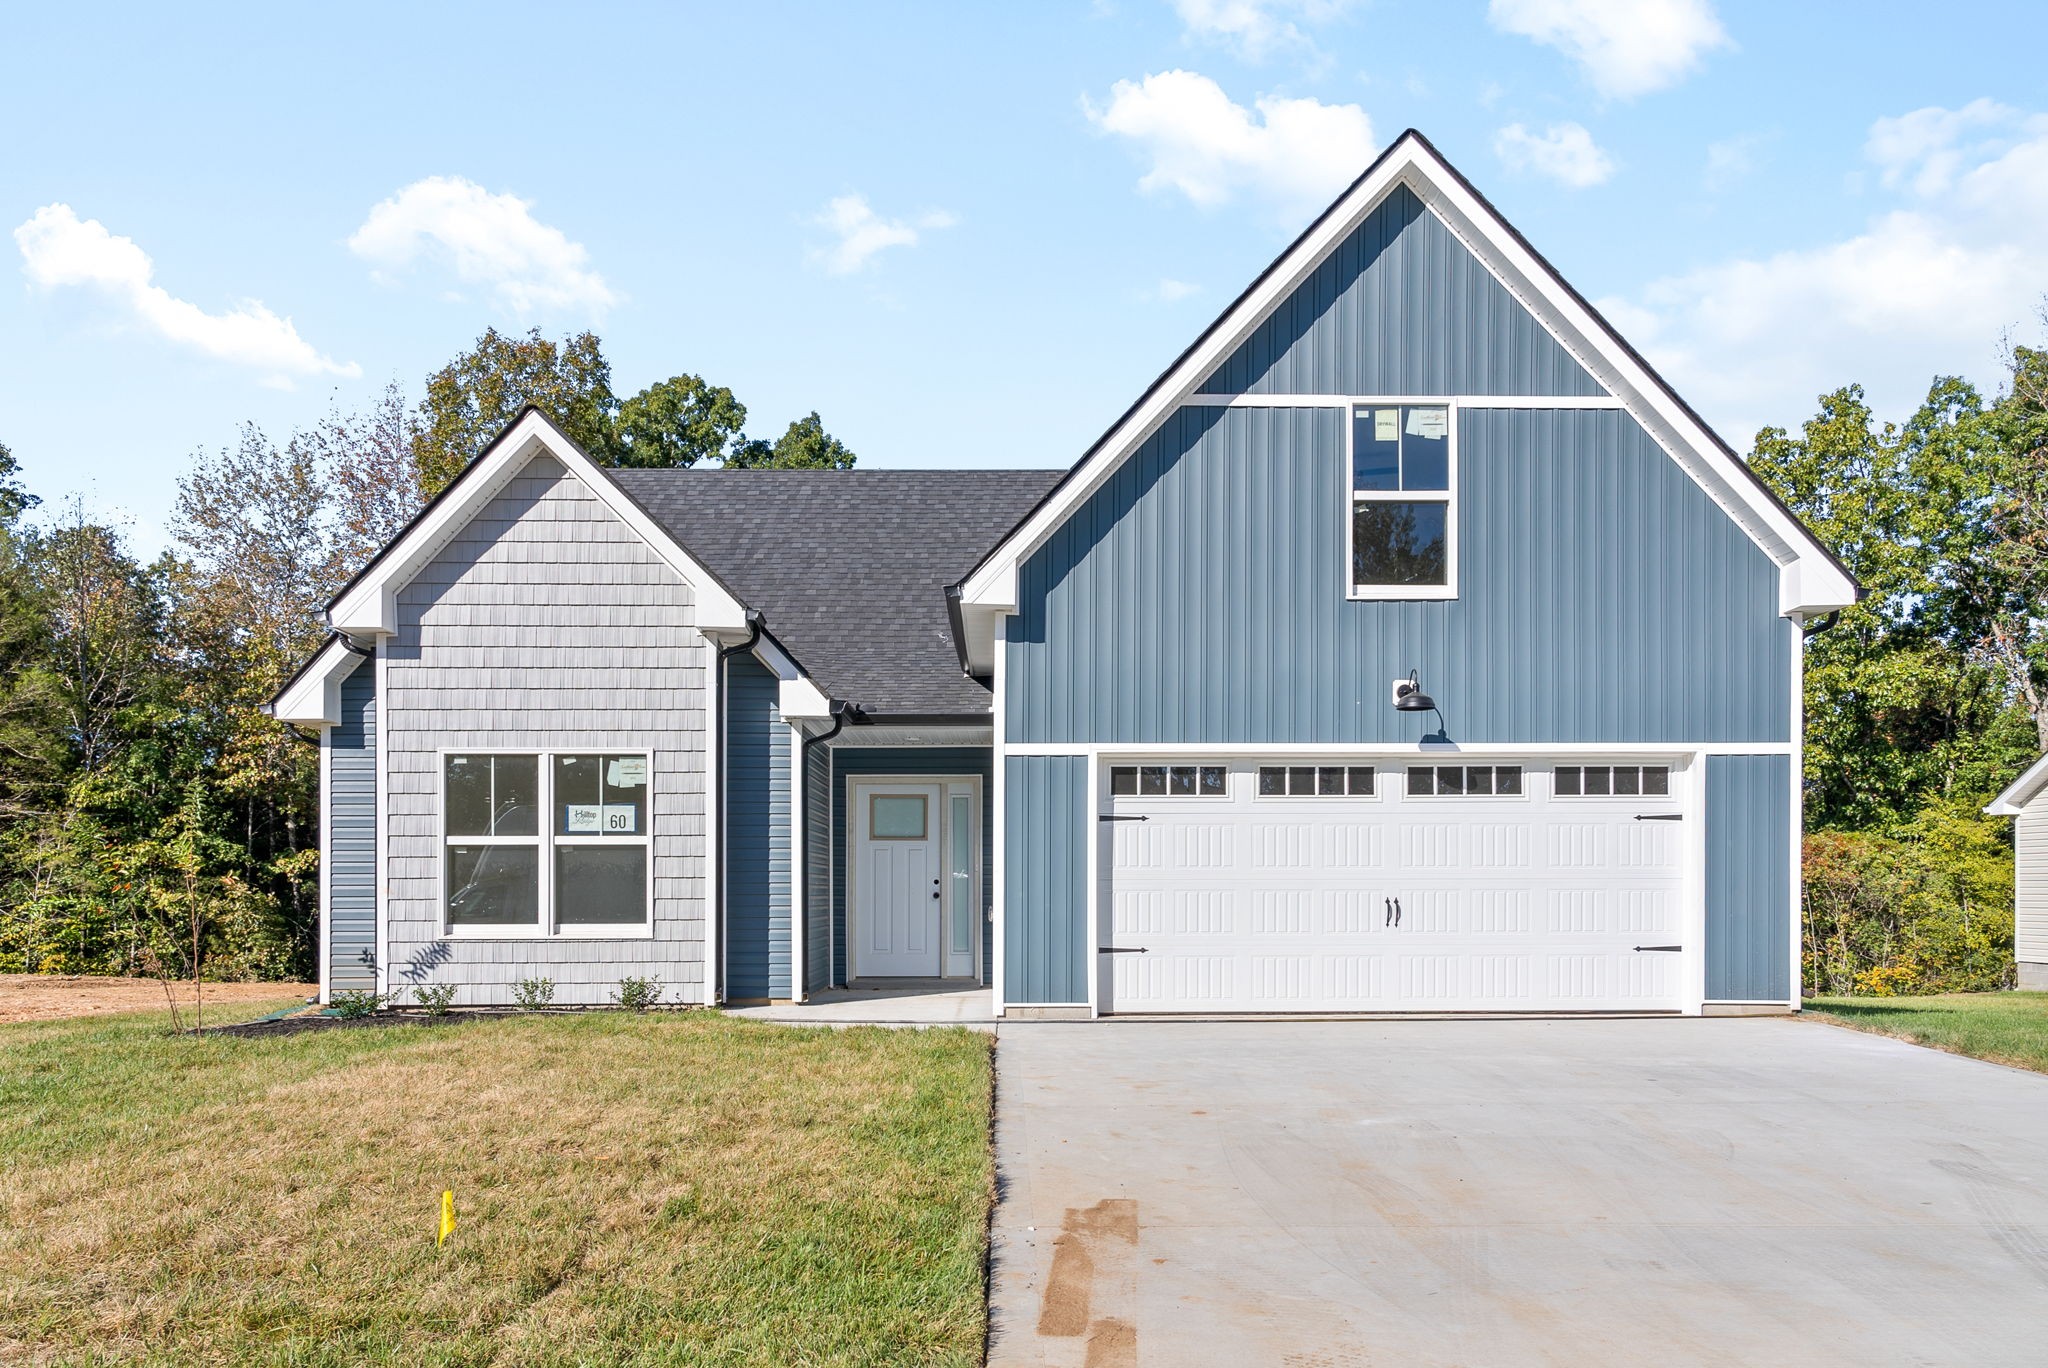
[848,774,983,982]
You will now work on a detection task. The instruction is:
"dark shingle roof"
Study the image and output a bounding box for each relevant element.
[607,468,1063,715]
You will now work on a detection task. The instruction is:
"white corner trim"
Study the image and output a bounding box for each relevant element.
[1988,752,2048,816]
[271,637,368,727]
[956,133,1856,619]
[326,410,751,638]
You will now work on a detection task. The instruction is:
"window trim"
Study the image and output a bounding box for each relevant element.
[1346,399,1459,602]
[438,747,656,941]
[1404,763,1526,799]
[1254,763,1379,799]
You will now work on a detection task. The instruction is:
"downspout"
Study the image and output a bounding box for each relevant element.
[713,611,765,1006]
[1801,611,1841,639]
[799,700,854,991]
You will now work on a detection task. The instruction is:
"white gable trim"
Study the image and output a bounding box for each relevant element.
[957,131,1857,623]
[1988,754,2048,816]
[268,636,367,728]
[325,409,751,639]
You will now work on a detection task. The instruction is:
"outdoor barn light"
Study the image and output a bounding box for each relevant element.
[1392,670,1435,713]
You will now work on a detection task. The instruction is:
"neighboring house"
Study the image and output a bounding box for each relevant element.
[270,130,1858,1018]
[1986,759,2048,990]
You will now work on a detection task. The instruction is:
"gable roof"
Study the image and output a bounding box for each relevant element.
[955,129,1860,644]
[611,468,1062,716]
[323,408,752,639]
[1987,755,2048,816]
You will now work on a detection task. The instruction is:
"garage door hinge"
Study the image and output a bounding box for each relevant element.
[1100,946,1148,954]
[1634,813,1683,821]
[1633,945,1683,952]
[1097,814,1149,822]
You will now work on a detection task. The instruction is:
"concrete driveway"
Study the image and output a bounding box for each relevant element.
[988,1018,2048,1367]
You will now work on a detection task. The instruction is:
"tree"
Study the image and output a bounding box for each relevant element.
[728,411,858,470]
[613,373,751,468]
[1982,341,2048,750]
[413,328,616,495]
[0,440,38,528]
[310,381,425,574]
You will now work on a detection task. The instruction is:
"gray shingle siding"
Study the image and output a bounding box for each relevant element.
[381,454,710,1007]
[725,654,791,1000]
[326,656,378,996]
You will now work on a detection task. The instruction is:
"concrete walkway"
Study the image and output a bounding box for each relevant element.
[989,1018,2048,1367]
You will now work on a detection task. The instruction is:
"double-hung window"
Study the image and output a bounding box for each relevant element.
[444,751,651,934]
[1351,403,1453,597]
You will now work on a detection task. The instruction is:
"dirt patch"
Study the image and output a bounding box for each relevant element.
[0,975,315,1025]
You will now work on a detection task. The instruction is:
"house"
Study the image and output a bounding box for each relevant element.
[270,130,1858,1018]
[1986,759,2048,990]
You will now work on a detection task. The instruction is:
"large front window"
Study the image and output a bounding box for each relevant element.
[1351,403,1453,596]
[444,751,650,934]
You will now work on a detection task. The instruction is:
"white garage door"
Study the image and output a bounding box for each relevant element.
[1101,758,1687,1013]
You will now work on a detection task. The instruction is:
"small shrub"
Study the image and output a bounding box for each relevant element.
[512,976,556,1011]
[612,975,665,1012]
[329,989,384,1019]
[413,983,458,1016]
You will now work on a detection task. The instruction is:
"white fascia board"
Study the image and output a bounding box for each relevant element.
[326,410,752,638]
[780,676,835,720]
[270,638,365,727]
[1987,753,2048,816]
[959,133,1857,618]
[958,602,1005,677]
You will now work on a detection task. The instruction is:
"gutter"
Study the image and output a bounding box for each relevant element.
[712,611,766,1007]
[1802,611,1842,639]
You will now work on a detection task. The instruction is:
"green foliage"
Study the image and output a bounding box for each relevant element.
[611,975,665,1012]
[0,439,38,528]
[511,975,556,1010]
[329,989,384,1019]
[613,373,750,468]
[726,411,858,469]
[411,983,458,1016]
[1750,342,2048,996]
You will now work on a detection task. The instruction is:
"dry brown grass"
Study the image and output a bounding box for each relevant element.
[0,1007,993,1366]
[0,975,316,1025]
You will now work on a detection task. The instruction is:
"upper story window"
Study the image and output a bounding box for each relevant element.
[1351,403,1453,598]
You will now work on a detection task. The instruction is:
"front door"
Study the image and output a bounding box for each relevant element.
[854,783,944,978]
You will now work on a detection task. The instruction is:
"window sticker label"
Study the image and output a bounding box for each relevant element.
[1406,407,1448,439]
[1374,408,1399,442]
[565,804,602,833]
[607,757,648,787]
[601,804,638,834]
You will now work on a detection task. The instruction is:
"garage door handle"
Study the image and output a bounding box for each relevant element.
[1098,814,1148,822]
[1101,946,1148,954]
[1384,897,1402,928]
[1633,945,1683,952]
[1634,814,1682,822]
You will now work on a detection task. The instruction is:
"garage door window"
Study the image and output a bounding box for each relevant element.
[1257,765,1374,797]
[1110,765,1227,797]
[1556,765,1669,797]
[1407,764,1522,796]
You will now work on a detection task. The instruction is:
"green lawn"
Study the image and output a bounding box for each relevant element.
[1806,991,2048,1074]
[0,1003,994,1367]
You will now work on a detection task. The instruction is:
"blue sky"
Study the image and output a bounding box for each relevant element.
[5,0,2045,551]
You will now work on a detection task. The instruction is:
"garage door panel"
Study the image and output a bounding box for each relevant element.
[1104,759,1688,1014]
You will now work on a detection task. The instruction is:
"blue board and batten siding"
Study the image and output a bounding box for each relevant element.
[327,657,378,995]
[1000,187,1799,1008]
[1003,755,1089,1005]
[1007,405,1792,746]
[804,742,831,993]
[829,747,993,986]
[1706,755,1794,1002]
[725,656,792,1001]
[1199,186,1607,400]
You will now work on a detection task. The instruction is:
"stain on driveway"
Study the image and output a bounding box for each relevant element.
[987,1018,2048,1367]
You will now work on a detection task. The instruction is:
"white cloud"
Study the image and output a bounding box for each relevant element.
[14,204,357,384]
[1702,133,1763,191]
[1170,0,1351,62]
[808,195,956,275]
[1085,69,1375,212]
[1154,278,1202,301]
[1493,122,1616,188]
[1605,101,2048,445]
[1487,0,1730,98]
[348,176,616,316]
